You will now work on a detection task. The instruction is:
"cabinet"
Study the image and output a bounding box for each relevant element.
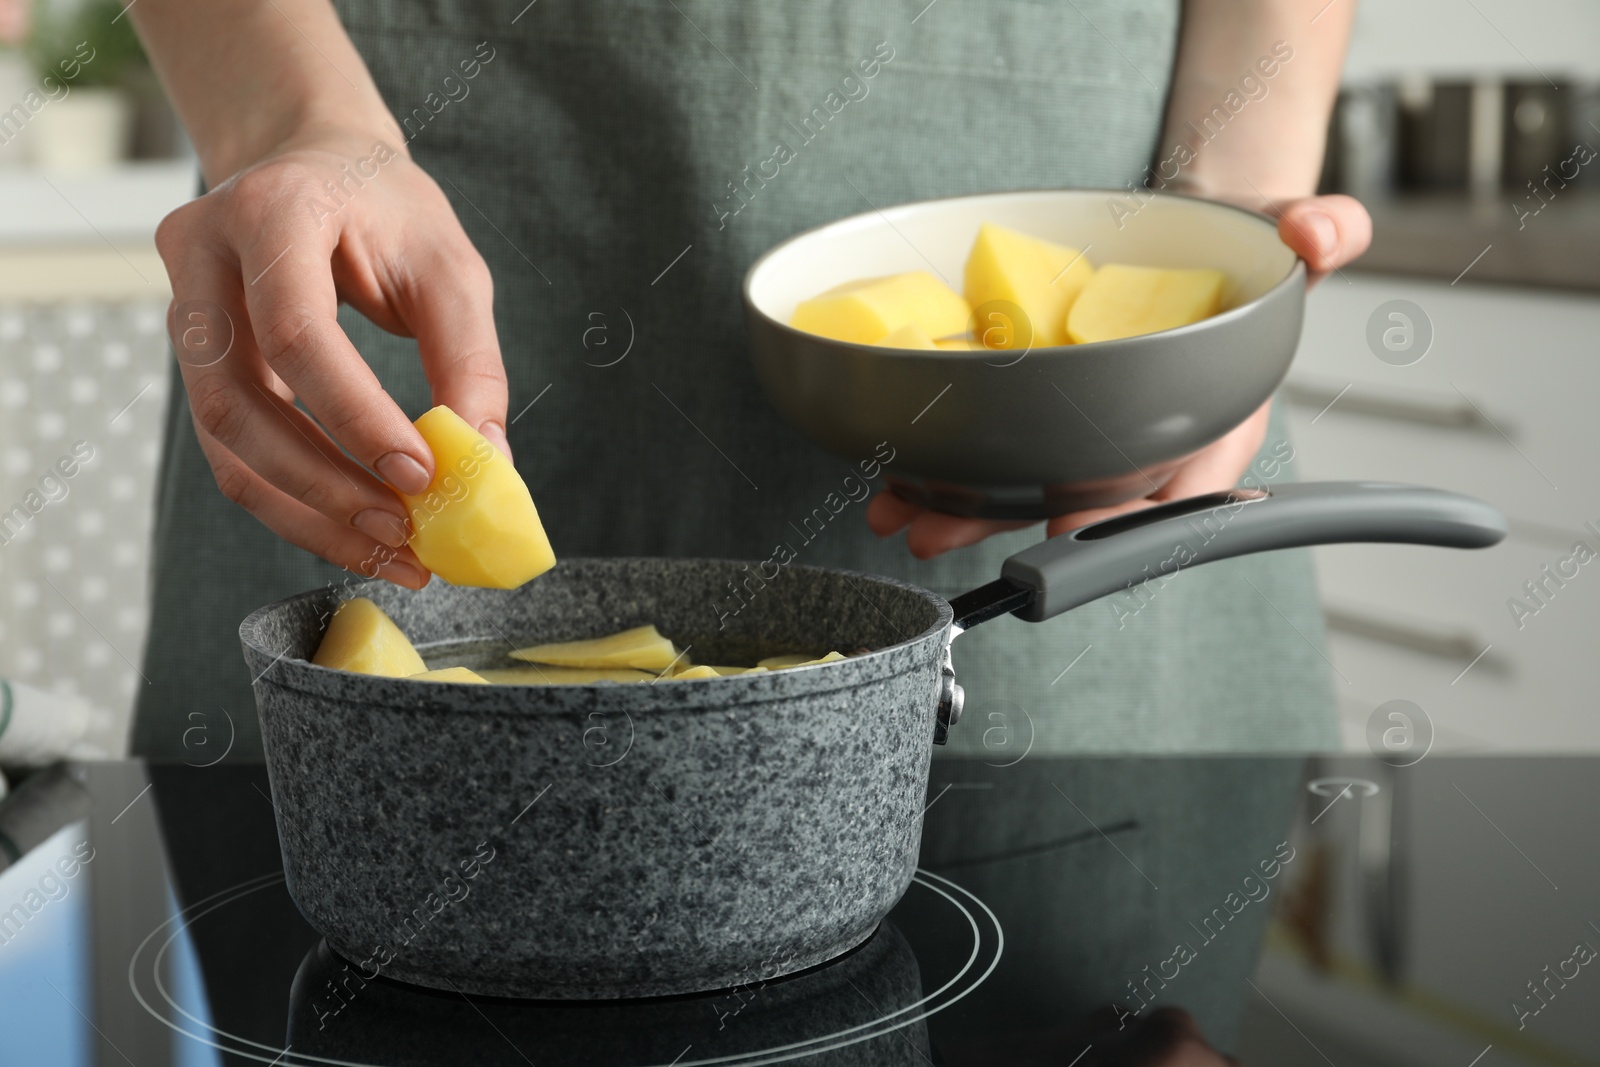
[1282,273,1600,751]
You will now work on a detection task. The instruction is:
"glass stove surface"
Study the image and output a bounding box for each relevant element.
[0,756,1595,1066]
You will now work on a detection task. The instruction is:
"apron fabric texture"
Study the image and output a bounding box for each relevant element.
[131,0,1337,761]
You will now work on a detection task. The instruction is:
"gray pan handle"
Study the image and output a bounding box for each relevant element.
[999,481,1507,623]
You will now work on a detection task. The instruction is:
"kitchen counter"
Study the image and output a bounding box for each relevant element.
[7,164,1600,295]
[1,755,1594,1066]
[0,161,190,299]
[0,160,195,246]
[1356,190,1600,292]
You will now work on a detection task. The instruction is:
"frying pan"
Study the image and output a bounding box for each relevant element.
[239,480,1505,1000]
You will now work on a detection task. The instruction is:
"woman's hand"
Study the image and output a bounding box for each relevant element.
[867,193,1371,559]
[128,0,508,588]
[154,127,510,589]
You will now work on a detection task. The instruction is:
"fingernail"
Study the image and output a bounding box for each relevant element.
[352,507,410,548]
[1305,212,1337,258]
[479,420,512,462]
[376,451,431,495]
[378,558,427,589]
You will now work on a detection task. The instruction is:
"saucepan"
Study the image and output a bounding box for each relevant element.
[240,480,1505,1001]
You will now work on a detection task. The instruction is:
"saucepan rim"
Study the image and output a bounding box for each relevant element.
[238,557,956,712]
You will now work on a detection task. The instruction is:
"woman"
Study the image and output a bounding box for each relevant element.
[125,0,1369,761]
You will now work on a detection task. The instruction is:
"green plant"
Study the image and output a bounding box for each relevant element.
[26,0,148,88]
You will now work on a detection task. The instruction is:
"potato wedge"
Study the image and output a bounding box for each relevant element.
[756,653,814,669]
[790,271,970,344]
[509,624,682,670]
[793,651,847,667]
[671,664,768,677]
[758,651,846,669]
[964,222,1093,348]
[312,597,427,677]
[872,323,940,349]
[666,665,723,680]
[408,667,490,684]
[478,665,655,685]
[1065,264,1226,344]
[398,406,556,589]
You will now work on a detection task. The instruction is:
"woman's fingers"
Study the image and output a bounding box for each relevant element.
[399,237,511,460]
[866,492,1032,559]
[185,361,417,548]
[150,140,515,576]
[1145,398,1273,502]
[1042,496,1165,539]
[866,491,920,536]
[865,191,1336,560]
[1046,399,1273,535]
[902,512,1034,559]
[159,228,417,548]
[330,175,512,461]
[873,400,1276,553]
[224,175,436,495]
[191,426,431,589]
[1276,193,1372,283]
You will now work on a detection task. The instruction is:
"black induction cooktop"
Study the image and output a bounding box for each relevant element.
[0,755,1594,1066]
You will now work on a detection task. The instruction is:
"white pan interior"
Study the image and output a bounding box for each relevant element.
[747,189,1299,324]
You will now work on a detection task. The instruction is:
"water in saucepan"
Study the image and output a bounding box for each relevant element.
[418,634,869,679]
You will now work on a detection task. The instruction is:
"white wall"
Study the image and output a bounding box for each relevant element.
[1343,0,1600,82]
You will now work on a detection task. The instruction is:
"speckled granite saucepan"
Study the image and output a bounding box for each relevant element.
[239,482,1505,999]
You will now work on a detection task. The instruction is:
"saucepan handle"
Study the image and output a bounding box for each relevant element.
[999,481,1507,624]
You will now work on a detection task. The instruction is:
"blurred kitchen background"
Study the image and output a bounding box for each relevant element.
[0,0,1597,757]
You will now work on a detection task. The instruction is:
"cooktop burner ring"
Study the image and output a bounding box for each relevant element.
[128,868,1004,1067]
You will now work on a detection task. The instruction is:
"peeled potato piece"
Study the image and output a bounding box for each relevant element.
[1066,264,1226,344]
[671,664,769,677]
[409,667,490,684]
[510,624,682,670]
[758,651,847,670]
[793,651,847,667]
[872,323,940,350]
[479,665,656,684]
[667,665,724,680]
[757,653,814,669]
[398,406,556,589]
[312,597,427,677]
[935,336,984,351]
[790,271,971,344]
[964,222,1094,348]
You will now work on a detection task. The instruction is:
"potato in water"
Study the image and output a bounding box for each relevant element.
[668,664,768,678]
[757,651,846,669]
[312,597,426,677]
[757,653,812,669]
[319,610,855,684]
[410,667,490,684]
[479,665,656,684]
[510,624,683,671]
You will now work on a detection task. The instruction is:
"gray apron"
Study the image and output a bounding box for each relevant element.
[131,0,1336,762]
